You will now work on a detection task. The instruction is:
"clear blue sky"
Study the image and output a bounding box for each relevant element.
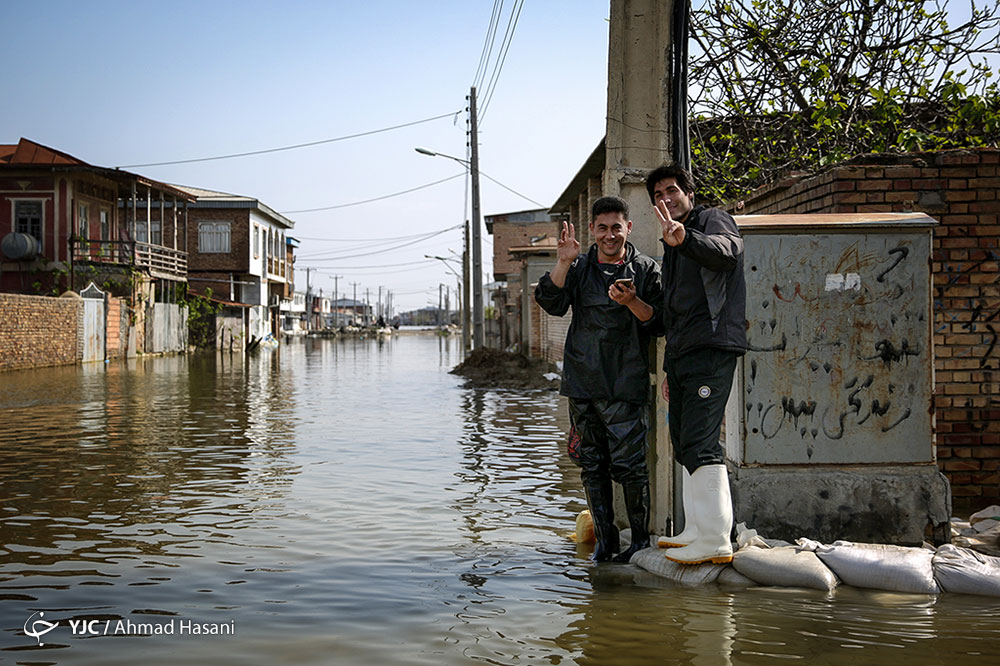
[1,0,610,312]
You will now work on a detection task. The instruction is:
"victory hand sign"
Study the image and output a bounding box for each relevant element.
[654,199,686,247]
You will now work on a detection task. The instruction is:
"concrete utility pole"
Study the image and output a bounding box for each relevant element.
[351,282,360,325]
[305,267,314,331]
[468,86,484,349]
[605,0,677,534]
[463,221,471,351]
[331,274,342,326]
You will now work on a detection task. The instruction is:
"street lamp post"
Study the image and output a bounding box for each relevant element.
[426,254,467,349]
[415,96,484,349]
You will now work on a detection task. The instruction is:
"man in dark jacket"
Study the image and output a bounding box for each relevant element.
[534,196,662,563]
[647,165,747,566]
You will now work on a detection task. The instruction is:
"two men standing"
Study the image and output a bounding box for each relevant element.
[535,166,746,566]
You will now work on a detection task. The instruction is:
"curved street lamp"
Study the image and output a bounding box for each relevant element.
[415,143,484,350]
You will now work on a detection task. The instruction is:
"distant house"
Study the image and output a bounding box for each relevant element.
[0,137,195,294]
[485,208,557,351]
[0,137,196,355]
[171,185,296,343]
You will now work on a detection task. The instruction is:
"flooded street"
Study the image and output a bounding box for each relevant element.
[1,333,999,665]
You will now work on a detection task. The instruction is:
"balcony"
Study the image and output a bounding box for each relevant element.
[69,237,188,282]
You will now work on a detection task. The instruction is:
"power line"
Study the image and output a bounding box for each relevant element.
[298,224,462,261]
[282,173,464,214]
[479,169,545,207]
[116,110,462,168]
[297,225,461,259]
[473,0,505,90]
[294,227,458,242]
[478,0,525,124]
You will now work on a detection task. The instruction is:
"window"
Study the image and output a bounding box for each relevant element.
[151,219,162,246]
[254,224,260,257]
[99,210,110,240]
[77,203,89,238]
[14,201,43,250]
[198,222,231,253]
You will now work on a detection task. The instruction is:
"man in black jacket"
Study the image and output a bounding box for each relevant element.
[647,165,747,565]
[535,196,662,563]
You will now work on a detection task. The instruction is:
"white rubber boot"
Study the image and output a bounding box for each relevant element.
[665,464,734,565]
[658,467,699,548]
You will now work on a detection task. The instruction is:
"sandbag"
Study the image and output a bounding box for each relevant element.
[732,545,839,591]
[631,547,727,585]
[933,544,1000,597]
[716,566,756,587]
[799,540,940,594]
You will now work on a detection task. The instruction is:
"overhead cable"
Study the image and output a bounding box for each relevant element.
[116,110,462,168]
[478,0,525,124]
[473,0,505,90]
[282,173,464,214]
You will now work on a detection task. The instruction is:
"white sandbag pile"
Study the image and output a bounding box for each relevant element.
[796,539,940,594]
[732,545,840,591]
[629,521,1000,597]
[932,544,1000,597]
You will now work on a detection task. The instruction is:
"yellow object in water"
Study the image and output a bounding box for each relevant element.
[569,509,595,544]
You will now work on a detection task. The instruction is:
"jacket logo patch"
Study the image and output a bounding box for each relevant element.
[698,385,711,399]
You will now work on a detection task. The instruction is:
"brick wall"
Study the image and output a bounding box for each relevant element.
[0,293,80,371]
[490,221,559,277]
[186,209,250,272]
[733,147,1000,509]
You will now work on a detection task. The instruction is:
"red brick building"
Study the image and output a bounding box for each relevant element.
[485,208,557,351]
[730,147,1000,510]
[0,138,194,296]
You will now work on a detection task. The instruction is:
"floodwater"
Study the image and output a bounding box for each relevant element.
[1,333,998,665]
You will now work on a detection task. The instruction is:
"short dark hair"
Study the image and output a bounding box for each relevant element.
[591,195,629,220]
[645,165,696,203]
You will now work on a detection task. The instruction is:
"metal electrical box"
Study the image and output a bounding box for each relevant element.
[731,213,936,465]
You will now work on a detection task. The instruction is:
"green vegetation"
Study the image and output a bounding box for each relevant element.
[688,0,1000,205]
[184,287,222,348]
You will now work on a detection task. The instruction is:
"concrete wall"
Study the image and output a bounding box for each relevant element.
[732,147,1000,509]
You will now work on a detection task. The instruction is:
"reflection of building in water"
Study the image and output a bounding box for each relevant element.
[0,353,299,572]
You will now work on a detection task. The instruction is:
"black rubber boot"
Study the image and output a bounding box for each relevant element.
[584,481,619,562]
[612,483,650,563]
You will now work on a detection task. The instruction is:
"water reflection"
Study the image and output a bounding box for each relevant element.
[1,335,999,665]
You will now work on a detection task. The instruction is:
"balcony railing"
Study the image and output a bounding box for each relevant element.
[69,237,188,281]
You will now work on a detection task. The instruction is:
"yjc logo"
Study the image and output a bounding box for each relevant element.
[23,612,58,646]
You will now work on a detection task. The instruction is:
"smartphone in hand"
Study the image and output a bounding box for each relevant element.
[613,278,633,289]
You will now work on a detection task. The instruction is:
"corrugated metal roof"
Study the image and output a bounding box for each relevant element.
[171,183,295,229]
[0,138,196,201]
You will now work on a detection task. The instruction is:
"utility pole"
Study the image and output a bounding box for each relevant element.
[305,267,314,332]
[378,285,383,324]
[469,86,484,349]
[365,288,370,325]
[332,274,342,327]
[439,283,444,325]
[351,281,360,325]
[463,220,471,351]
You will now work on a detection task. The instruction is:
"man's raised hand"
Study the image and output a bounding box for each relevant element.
[557,221,580,263]
[654,200,686,247]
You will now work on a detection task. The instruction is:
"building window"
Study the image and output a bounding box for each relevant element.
[254,224,260,257]
[151,219,162,246]
[77,202,89,238]
[99,210,110,240]
[198,222,231,253]
[14,200,43,250]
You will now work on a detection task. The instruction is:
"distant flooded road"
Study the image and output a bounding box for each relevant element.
[1,334,998,664]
